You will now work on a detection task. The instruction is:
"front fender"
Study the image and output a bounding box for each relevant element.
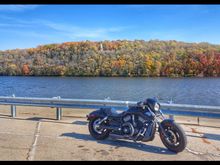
[160,119,175,127]
[158,119,175,135]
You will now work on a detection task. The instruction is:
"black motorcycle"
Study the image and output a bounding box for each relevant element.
[87,98,187,153]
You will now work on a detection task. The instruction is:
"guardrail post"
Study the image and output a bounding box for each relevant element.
[56,96,62,120]
[126,101,129,108]
[197,117,200,125]
[169,115,174,120]
[11,94,16,118]
[168,98,174,120]
[104,97,111,107]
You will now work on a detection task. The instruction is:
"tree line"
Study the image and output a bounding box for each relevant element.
[0,40,219,77]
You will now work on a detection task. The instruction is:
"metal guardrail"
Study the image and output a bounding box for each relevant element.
[0,95,220,121]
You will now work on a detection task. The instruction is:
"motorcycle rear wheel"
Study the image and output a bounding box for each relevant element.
[88,117,110,140]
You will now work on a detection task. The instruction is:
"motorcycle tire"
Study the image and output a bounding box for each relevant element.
[88,117,110,140]
[159,122,187,153]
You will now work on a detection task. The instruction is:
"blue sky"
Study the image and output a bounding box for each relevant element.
[0,5,220,50]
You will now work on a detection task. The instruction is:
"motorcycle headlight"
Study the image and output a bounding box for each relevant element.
[154,103,160,111]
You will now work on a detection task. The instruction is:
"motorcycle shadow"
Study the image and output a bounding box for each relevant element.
[60,132,176,155]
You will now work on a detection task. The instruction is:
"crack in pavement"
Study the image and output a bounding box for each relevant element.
[186,147,220,160]
[26,121,41,161]
[184,125,220,160]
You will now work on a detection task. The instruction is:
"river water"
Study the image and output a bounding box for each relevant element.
[0,76,219,106]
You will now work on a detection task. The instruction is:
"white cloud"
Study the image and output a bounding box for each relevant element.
[41,21,126,39]
[0,5,39,11]
[0,16,129,41]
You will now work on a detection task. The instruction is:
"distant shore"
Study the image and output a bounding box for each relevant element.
[0,75,219,78]
[0,40,219,77]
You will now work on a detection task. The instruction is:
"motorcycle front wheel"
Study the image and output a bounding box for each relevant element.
[88,117,110,140]
[159,122,187,153]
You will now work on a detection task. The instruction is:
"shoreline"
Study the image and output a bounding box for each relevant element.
[0,75,220,78]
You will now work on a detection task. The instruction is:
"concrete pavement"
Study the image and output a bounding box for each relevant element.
[0,114,219,160]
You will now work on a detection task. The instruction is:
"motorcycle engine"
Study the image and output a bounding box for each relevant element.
[122,114,148,138]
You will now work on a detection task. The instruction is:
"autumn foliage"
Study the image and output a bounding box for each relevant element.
[22,64,30,75]
[0,40,219,77]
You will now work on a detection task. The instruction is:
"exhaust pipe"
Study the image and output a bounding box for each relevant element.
[102,125,121,131]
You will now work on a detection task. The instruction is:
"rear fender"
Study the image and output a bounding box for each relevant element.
[86,109,107,121]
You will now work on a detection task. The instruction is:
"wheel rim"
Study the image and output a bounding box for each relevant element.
[164,127,180,146]
[93,118,105,134]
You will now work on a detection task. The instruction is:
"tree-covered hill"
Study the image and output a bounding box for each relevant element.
[0,40,220,77]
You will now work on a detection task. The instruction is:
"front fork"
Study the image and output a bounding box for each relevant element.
[154,111,171,140]
[158,123,169,139]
